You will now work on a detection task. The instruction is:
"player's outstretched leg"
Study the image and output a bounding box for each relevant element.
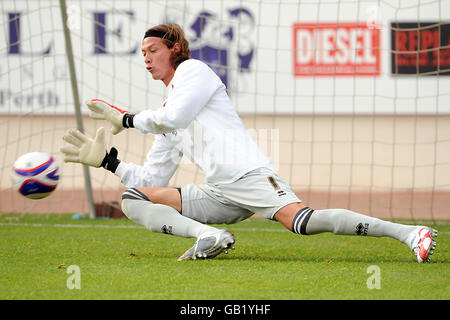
[277,205,437,263]
[301,207,438,262]
[121,188,234,260]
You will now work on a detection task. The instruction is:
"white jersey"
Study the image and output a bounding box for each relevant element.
[115,59,273,188]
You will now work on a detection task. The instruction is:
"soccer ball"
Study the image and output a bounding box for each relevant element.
[12,152,60,199]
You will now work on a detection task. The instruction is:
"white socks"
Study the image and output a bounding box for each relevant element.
[120,187,418,247]
[121,188,218,239]
[293,207,417,245]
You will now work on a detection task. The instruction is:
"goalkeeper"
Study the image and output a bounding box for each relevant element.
[61,23,437,262]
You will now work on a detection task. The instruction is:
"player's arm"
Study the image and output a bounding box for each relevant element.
[86,62,219,135]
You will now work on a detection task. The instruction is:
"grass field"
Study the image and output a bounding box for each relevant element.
[0,213,448,301]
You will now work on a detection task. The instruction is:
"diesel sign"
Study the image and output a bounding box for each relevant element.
[293,23,381,76]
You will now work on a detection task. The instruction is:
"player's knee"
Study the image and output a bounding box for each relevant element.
[121,188,151,218]
[291,206,315,235]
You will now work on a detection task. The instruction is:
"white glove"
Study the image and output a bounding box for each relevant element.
[86,99,128,135]
[61,127,106,167]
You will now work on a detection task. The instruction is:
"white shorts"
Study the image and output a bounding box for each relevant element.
[180,167,301,224]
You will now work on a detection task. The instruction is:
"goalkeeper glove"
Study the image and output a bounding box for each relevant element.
[86,99,135,135]
[60,127,120,173]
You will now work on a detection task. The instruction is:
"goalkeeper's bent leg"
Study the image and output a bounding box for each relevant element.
[121,188,219,238]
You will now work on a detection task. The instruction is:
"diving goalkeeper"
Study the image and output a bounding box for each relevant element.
[61,23,437,262]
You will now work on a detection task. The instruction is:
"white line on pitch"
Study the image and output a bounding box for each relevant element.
[1,222,448,235]
[0,222,288,233]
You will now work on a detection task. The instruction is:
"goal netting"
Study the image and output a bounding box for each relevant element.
[1,0,449,222]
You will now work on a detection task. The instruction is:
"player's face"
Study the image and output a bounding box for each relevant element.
[141,37,176,86]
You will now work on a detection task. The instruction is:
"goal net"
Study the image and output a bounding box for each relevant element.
[1,0,449,222]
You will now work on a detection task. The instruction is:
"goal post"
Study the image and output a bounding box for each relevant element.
[58,0,96,219]
[0,0,449,222]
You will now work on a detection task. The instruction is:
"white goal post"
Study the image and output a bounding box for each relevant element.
[0,0,449,221]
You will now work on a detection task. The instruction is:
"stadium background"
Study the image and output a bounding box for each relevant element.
[1,0,449,221]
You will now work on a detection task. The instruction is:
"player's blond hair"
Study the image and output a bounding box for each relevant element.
[145,23,191,69]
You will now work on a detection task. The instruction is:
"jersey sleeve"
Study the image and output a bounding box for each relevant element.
[133,61,221,134]
[114,134,182,188]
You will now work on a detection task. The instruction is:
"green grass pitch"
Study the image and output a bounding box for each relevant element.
[0,213,448,300]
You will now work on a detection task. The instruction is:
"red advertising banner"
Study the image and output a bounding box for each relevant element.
[391,22,450,76]
[293,23,381,76]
